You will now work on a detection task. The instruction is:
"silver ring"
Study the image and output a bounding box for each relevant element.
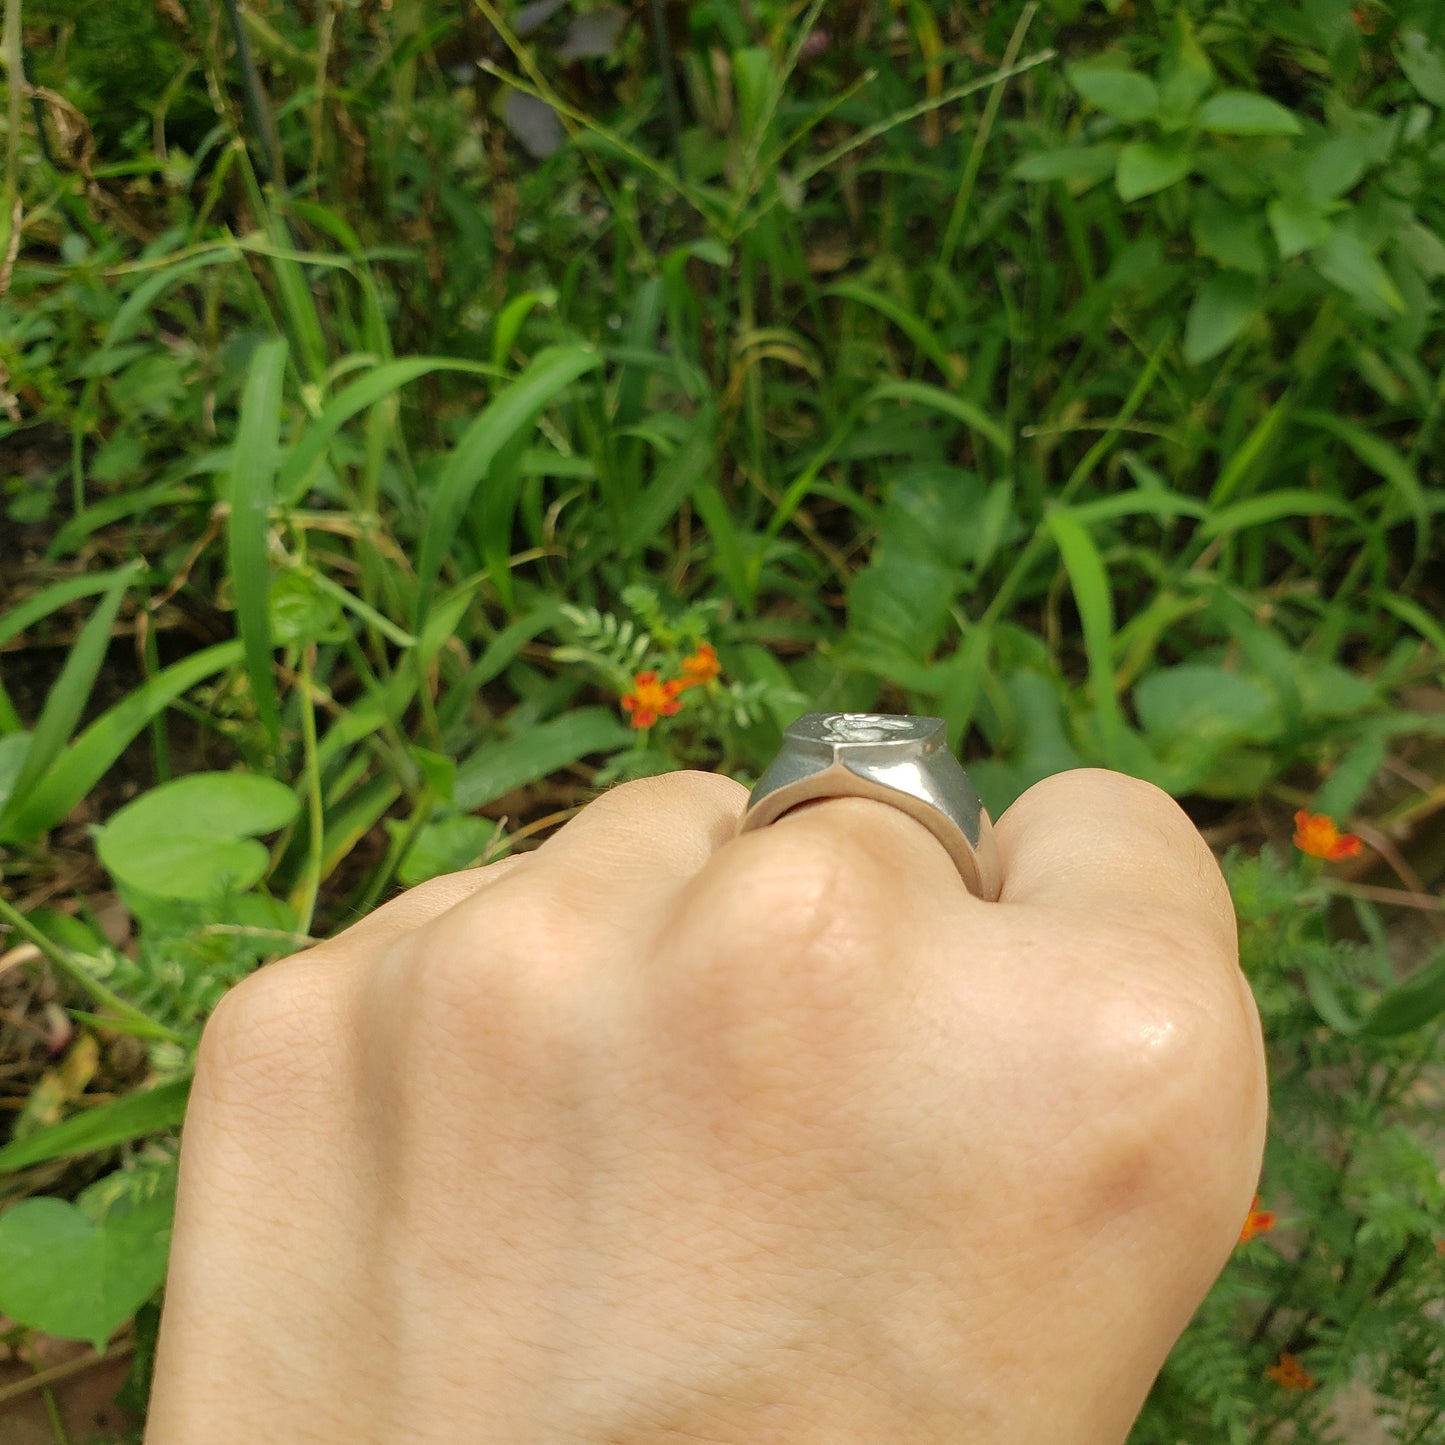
[736,713,1001,900]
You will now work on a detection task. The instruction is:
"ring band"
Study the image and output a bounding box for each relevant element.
[736,713,1001,900]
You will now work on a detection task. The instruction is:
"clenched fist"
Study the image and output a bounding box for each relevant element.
[146,768,1267,1444]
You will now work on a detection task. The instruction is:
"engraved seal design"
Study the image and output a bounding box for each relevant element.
[817,713,920,744]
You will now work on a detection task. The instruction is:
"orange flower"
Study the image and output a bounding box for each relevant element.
[677,642,722,690]
[1238,1195,1276,1245]
[621,671,684,729]
[1264,1352,1316,1390]
[1293,810,1363,861]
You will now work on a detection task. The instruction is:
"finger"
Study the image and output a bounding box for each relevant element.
[311,855,531,953]
[756,792,984,909]
[523,769,750,905]
[994,768,1236,955]
[662,790,983,979]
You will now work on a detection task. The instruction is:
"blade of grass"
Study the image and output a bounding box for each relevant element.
[275,356,500,505]
[733,48,1056,241]
[0,561,141,832]
[0,1075,191,1173]
[1294,409,1431,567]
[291,645,325,936]
[693,481,755,609]
[825,281,958,382]
[0,567,136,651]
[1196,489,1363,538]
[226,338,289,744]
[619,404,718,558]
[0,642,243,843]
[413,343,601,631]
[942,623,994,751]
[1208,390,1293,506]
[861,378,1012,458]
[71,250,240,508]
[1378,593,1445,657]
[982,334,1169,632]
[926,2,1039,322]
[1045,508,1128,767]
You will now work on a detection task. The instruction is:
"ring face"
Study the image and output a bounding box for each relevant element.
[737,713,1001,901]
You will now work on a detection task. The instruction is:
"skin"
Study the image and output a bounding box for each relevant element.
[145,766,1268,1444]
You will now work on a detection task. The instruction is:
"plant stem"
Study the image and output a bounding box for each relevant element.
[293,644,326,937]
[1,0,21,265]
[926,2,1038,324]
[647,0,684,180]
[221,0,283,185]
[0,896,186,1045]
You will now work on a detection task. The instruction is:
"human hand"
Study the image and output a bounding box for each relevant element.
[145,767,1267,1444]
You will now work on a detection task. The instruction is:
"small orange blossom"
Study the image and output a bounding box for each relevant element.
[621,671,684,729]
[678,642,722,690]
[1238,1195,1276,1245]
[1293,810,1363,861]
[1264,1352,1316,1390]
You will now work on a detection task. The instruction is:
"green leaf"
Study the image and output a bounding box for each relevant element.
[1158,12,1213,118]
[1311,229,1406,313]
[95,773,300,902]
[269,568,346,647]
[0,1174,175,1352]
[1184,272,1258,364]
[0,563,140,832]
[413,345,601,631]
[0,1077,191,1173]
[1296,663,1376,720]
[1302,135,1369,206]
[454,708,635,811]
[848,555,956,661]
[1267,195,1334,260]
[693,482,753,608]
[398,814,503,887]
[225,338,289,743]
[1196,90,1302,136]
[0,643,244,844]
[1116,142,1191,201]
[1311,728,1388,821]
[1012,145,1120,187]
[1134,664,1278,749]
[1191,190,1268,274]
[1397,222,1445,280]
[1396,31,1445,105]
[1358,952,1445,1037]
[1068,67,1160,122]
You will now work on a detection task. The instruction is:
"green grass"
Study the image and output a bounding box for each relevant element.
[1,0,1443,1439]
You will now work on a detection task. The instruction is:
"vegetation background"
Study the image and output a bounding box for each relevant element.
[0,0,1442,1440]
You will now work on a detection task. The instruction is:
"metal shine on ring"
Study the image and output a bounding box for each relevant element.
[736,713,1001,901]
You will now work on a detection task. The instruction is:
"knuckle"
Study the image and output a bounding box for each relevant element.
[407,874,595,1050]
[675,827,898,1027]
[1069,967,1266,1229]
[194,951,346,1111]
[728,828,886,955]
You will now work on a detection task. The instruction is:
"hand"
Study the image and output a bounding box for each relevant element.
[145,767,1267,1444]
